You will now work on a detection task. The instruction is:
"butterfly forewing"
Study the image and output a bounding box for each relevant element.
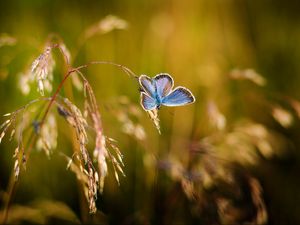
[162,87,195,107]
[140,92,157,111]
[139,75,156,98]
[154,73,174,98]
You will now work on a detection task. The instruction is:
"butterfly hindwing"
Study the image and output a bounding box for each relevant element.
[139,75,156,98]
[154,73,174,98]
[162,86,195,107]
[140,92,157,111]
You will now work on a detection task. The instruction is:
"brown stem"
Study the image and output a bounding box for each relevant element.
[1,174,17,224]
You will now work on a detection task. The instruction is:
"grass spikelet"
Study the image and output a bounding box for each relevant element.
[0,33,17,47]
[9,129,15,141]
[84,15,128,39]
[229,68,266,86]
[271,105,293,128]
[13,159,20,180]
[0,119,12,143]
[12,147,19,158]
[207,100,226,131]
[18,70,32,95]
[36,113,57,156]
[77,71,125,191]
[147,109,160,134]
[61,153,97,214]
[63,98,89,163]
[61,154,88,183]
[106,138,124,167]
[87,166,97,214]
[0,131,5,144]
[108,96,147,140]
[248,177,268,224]
[81,77,110,191]
[0,119,11,130]
[93,137,108,193]
[31,46,55,96]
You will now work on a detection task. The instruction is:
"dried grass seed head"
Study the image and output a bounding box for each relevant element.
[18,71,32,95]
[36,113,57,156]
[31,47,55,96]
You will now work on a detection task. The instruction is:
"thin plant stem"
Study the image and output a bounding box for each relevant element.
[1,172,18,224]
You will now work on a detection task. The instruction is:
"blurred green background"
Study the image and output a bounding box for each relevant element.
[1,0,300,224]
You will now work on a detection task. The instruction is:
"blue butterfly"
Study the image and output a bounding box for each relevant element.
[139,73,195,111]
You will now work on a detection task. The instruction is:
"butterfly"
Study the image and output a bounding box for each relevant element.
[139,73,195,111]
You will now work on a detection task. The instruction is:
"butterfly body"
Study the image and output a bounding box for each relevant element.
[139,73,195,111]
[152,80,163,108]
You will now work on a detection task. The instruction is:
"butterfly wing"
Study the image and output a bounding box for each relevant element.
[162,86,195,107]
[140,92,158,111]
[154,73,174,98]
[139,75,156,98]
